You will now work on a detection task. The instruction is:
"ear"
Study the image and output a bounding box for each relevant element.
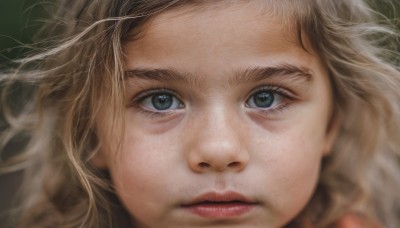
[322,113,341,156]
[90,150,108,169]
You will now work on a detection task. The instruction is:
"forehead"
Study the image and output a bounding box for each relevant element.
[150,4,292,42]
[124,0,312,41]
[123,0,317,74]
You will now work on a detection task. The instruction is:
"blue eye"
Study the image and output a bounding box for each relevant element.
[246,89,284,109]
[141,92,183,111]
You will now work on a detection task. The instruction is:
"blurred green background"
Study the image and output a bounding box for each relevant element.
[0,2,48,226]
[0,0,47,64]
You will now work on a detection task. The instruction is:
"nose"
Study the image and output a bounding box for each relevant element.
[186,108,249,173]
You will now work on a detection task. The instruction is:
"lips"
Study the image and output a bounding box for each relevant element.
[182,191,258,218]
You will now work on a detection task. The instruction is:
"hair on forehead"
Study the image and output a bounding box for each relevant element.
[122,0,315,52]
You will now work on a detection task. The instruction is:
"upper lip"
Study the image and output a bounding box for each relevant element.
[182,191,257,206]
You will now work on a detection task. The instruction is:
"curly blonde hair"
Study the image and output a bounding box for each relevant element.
[1,0,400,227]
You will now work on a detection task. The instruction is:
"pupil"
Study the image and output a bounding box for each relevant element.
[254,92,274,108]
[152,94,173,110]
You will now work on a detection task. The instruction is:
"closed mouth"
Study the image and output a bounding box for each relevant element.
[190,200,254,205]
[182,191,259,218]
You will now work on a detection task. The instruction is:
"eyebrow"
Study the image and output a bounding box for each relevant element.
[232,64,312,86]
[125,68,203,87]
[125,64,313,86]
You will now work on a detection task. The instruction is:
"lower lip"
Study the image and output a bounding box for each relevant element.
[184,203,256,218]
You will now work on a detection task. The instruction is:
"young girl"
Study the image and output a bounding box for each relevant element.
[1,0,400,227]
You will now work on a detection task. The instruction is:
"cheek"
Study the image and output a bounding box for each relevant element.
[107,131,181,223]
[251,123,326,222]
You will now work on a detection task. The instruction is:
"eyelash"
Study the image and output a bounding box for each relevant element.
[129,85,296,118]
[130,88,184,117]
[245,85,296,115]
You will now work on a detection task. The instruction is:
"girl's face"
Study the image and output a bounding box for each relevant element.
[96,1,337,227]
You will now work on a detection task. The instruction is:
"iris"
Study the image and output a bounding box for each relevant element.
[151,94,173,110]
[252,91,274,108]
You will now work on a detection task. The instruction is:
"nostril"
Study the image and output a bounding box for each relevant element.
[228,161,241,169]
[199,162,211,168]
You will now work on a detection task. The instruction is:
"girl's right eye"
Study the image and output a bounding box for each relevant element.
[136,90,184,112]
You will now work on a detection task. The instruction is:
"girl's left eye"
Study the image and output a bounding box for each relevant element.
[140,92,184,111]
[246,88,287,110]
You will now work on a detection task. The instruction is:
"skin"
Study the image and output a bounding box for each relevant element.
[95,1,338,227]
